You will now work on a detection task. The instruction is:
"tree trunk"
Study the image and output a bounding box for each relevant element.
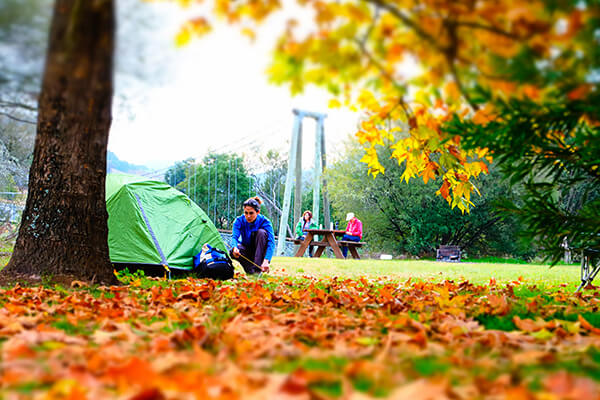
[1,0,117,284]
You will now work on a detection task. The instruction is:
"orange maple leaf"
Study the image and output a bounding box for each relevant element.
[438,180,450,200]
[567,85,590,100]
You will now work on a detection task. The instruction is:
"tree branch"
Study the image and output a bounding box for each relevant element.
[0,100,37,112]
[360,2,479,115]
[444,19,479,111]
[0,112,36,125]
[456,20,528,41]
[448,55,479,111]
[353,38,413,118]
[365,0,444,52]
[461,216,502,249]
[368,191,406,239]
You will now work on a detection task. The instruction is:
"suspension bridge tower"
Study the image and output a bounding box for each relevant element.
[276,109,330,256]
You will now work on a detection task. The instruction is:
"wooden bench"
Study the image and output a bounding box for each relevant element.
[436,245,461,262]
[338,240,366,259]
[294,239,329,257]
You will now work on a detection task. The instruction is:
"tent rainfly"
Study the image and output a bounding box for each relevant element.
[106,173,225,272]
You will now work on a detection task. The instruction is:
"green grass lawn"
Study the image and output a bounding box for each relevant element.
[0,251,584,291]
[271,256,582,290]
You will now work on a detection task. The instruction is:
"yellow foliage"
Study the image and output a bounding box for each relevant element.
[241,27,256,41]
[328,98,341,108]
[360,147,385,177]
[176,18,212,47]
[167,0,591,213]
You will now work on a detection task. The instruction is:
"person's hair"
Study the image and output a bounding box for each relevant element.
[303,210,312,219]
[242,196,262,212]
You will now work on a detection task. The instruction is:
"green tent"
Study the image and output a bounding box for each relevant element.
[106,173,225,271]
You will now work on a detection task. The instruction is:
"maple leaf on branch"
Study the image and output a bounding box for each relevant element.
[164,0,598,221]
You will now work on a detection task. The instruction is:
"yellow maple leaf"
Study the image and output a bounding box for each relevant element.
[328,98,342,108]
[241,27,256,41]
[175,26,192,47]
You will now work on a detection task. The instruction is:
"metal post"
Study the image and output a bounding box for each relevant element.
[294,121,303,228]
[227,159,231,226]
[277,110,302,255]
[312,116,323,226]
[193,162,196,203]
[207,161,211,214]
[214,159,218,224]
[319,117,330,228]
[187,164,190,195]
[234,158,237,215]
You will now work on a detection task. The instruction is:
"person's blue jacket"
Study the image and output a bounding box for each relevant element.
[231,214,275,261]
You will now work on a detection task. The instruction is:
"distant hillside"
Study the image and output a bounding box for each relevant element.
[107,151,150,175]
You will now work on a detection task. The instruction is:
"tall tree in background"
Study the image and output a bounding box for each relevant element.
[0,0,51,190]
[1,0,117,283]
[0,0,50,122]
[327,137,533,258]
[175,0,599,260]
[169,152,251,229]
[165,158,195,188]
[1,0,173,193]
[252,149,287,234]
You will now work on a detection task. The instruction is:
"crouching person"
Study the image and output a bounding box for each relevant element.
[230,197,275,274]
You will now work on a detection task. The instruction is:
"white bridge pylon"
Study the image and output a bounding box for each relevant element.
[276,109,330,256]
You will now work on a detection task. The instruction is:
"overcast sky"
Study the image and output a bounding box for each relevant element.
[108,1,360,171]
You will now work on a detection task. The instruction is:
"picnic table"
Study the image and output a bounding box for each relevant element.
[294,228,364,259]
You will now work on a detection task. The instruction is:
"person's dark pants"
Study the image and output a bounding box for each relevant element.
[341,234,360,258]
[230,229,267,274]
[297,235,313,257]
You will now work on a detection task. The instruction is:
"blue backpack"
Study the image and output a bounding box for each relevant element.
[193,244,234,280]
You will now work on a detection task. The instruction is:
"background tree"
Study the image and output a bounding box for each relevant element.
[251,149,333,236]
[0,0,117,284]
[168,152,251,229]
[252,149,288,234]
[0,119,33,191]
[165,158,195,188]
[0,0,50,122]
[327,136,535,259]
[0,0,178,283]
[0,0,50,191]
[173,0,598,260]
[276,0,600,261]
[1,0,172,194]
[445,90,600,261]
[166,149,323,237]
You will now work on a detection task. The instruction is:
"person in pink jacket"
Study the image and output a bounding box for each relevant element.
[341,212,362,258]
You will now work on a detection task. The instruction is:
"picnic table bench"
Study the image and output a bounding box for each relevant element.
[436,245,461,262]
[337,240,365,259]
[294,228,365,259]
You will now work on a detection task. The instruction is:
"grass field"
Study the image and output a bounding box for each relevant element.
[1,253,584,290]
[270,256,582,290]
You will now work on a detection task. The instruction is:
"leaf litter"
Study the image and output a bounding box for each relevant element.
[1,272,600,399]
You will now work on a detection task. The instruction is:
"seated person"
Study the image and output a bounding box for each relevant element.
[341,212,362,258]
[230,197,275,274]
[295,210,317,257]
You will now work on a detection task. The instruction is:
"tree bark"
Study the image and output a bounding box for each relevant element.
[1,0,117,284]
